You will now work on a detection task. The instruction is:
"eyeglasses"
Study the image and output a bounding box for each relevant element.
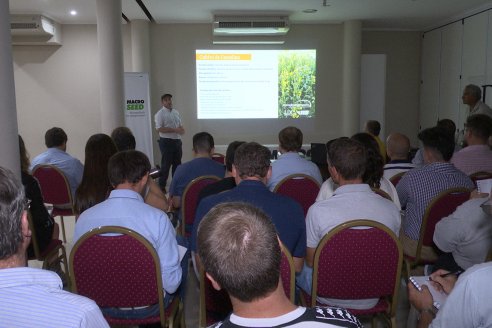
[24,198,31,210]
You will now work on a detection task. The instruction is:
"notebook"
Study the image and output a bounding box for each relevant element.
[409,276,448,309]
[477,178,492,194]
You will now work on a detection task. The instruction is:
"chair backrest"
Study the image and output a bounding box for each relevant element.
[469,171,492,187]
[415,188,471,262]
[70,226,166,324]
[199,266,232,328]
[32,164,73,206]
[280,244,296,303]
[211,153,225,165]
[312,220,402,316]
[389,172,406,187]
[181,175,221,237]
[198,243,296,327]
[273,174,321,217]
[26,211,42,259]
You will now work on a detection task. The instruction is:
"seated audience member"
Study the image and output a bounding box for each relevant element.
[110,127,169,211]
[297,138,401,310]
[169,132,225,209]
[462,84,492,117]
[197,141,245,205]
[198,202,363,328]
[413,119,456,167]
[383,132,415,180]
[408,262,492,328]
[317,133,401,209]
[74,150,186,318]
[432,190,492,272]
[364,120,386,163]
[451,114,492,175]
[0,167,109,327]
[191,142,306,273]
[19,135,59,257]
[397,127,475,260]
[110,126,136,151]
[74,134,117,215]
[267,126,322,191]
[30,127,84,198]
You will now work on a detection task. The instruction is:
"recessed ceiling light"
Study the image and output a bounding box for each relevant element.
[303,9,318,14]
[70,10,77,16]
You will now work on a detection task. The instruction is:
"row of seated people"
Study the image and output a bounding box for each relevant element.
[2,157,491,327]
[13,113,492,326]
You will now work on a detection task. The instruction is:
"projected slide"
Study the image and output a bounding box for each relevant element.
[196,49,316,119]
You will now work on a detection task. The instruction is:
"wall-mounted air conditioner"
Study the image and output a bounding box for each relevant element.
[213,15,290,36]
[10,14,62,45]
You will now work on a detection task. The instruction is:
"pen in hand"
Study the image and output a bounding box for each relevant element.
[439,270,463,278]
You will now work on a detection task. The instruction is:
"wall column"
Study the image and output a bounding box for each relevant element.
[342,20,362,136]
[0,0,20,177]
[131,20,151,73]
[96,0,125,133]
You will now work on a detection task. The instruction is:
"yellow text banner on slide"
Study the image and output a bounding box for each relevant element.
[196,53,252,61]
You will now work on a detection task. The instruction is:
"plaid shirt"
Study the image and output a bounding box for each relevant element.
[396,162,474,240]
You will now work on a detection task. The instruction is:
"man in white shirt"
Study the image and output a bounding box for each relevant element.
[462,84,492,117]
[198,202,363,328]
[154,93,185,192]
[298,138,401,310]
[0,167,109,328]
[408,262,492,328]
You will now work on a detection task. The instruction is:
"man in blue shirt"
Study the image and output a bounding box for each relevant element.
[268,126,322,191]
[170,132,225,209]
[30,127,84,198]
[0,167,109,328]
[191,142,306,274]
[74,150,186,319]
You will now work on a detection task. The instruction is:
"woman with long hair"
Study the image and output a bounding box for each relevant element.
[74,134,117,215]
[19,135,59,256]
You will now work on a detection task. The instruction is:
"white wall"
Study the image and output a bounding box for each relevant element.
[420,9,492,136]
[362,31,422,146]
[13,23,421,163]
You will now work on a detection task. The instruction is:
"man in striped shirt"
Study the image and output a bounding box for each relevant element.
[0,167,109,328]
[451,114,492,175]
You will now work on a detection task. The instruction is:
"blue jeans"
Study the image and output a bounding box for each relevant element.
[296,263,313,295]
[101,235,190,320]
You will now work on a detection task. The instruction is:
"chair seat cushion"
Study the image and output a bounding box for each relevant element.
[51,208,74,217]
[28,238,62,260]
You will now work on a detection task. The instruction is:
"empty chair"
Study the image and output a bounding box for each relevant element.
[27,212,69,288]
[32,164,75,242]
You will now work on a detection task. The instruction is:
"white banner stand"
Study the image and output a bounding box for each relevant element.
[124,72,154,165]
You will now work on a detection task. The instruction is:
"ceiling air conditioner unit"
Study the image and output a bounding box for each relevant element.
[213,15,290,36]
[10,14,62,45]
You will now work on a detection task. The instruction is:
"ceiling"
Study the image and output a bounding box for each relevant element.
[9,0,492,31]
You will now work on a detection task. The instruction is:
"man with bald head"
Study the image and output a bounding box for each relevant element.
[383,132,415,180]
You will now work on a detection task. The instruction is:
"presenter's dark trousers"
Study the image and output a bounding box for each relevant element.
[158,138,182,191]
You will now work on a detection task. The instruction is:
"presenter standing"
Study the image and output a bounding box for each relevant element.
[155,93,185,193]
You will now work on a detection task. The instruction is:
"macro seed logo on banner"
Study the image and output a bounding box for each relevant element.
[124,72,154,164]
